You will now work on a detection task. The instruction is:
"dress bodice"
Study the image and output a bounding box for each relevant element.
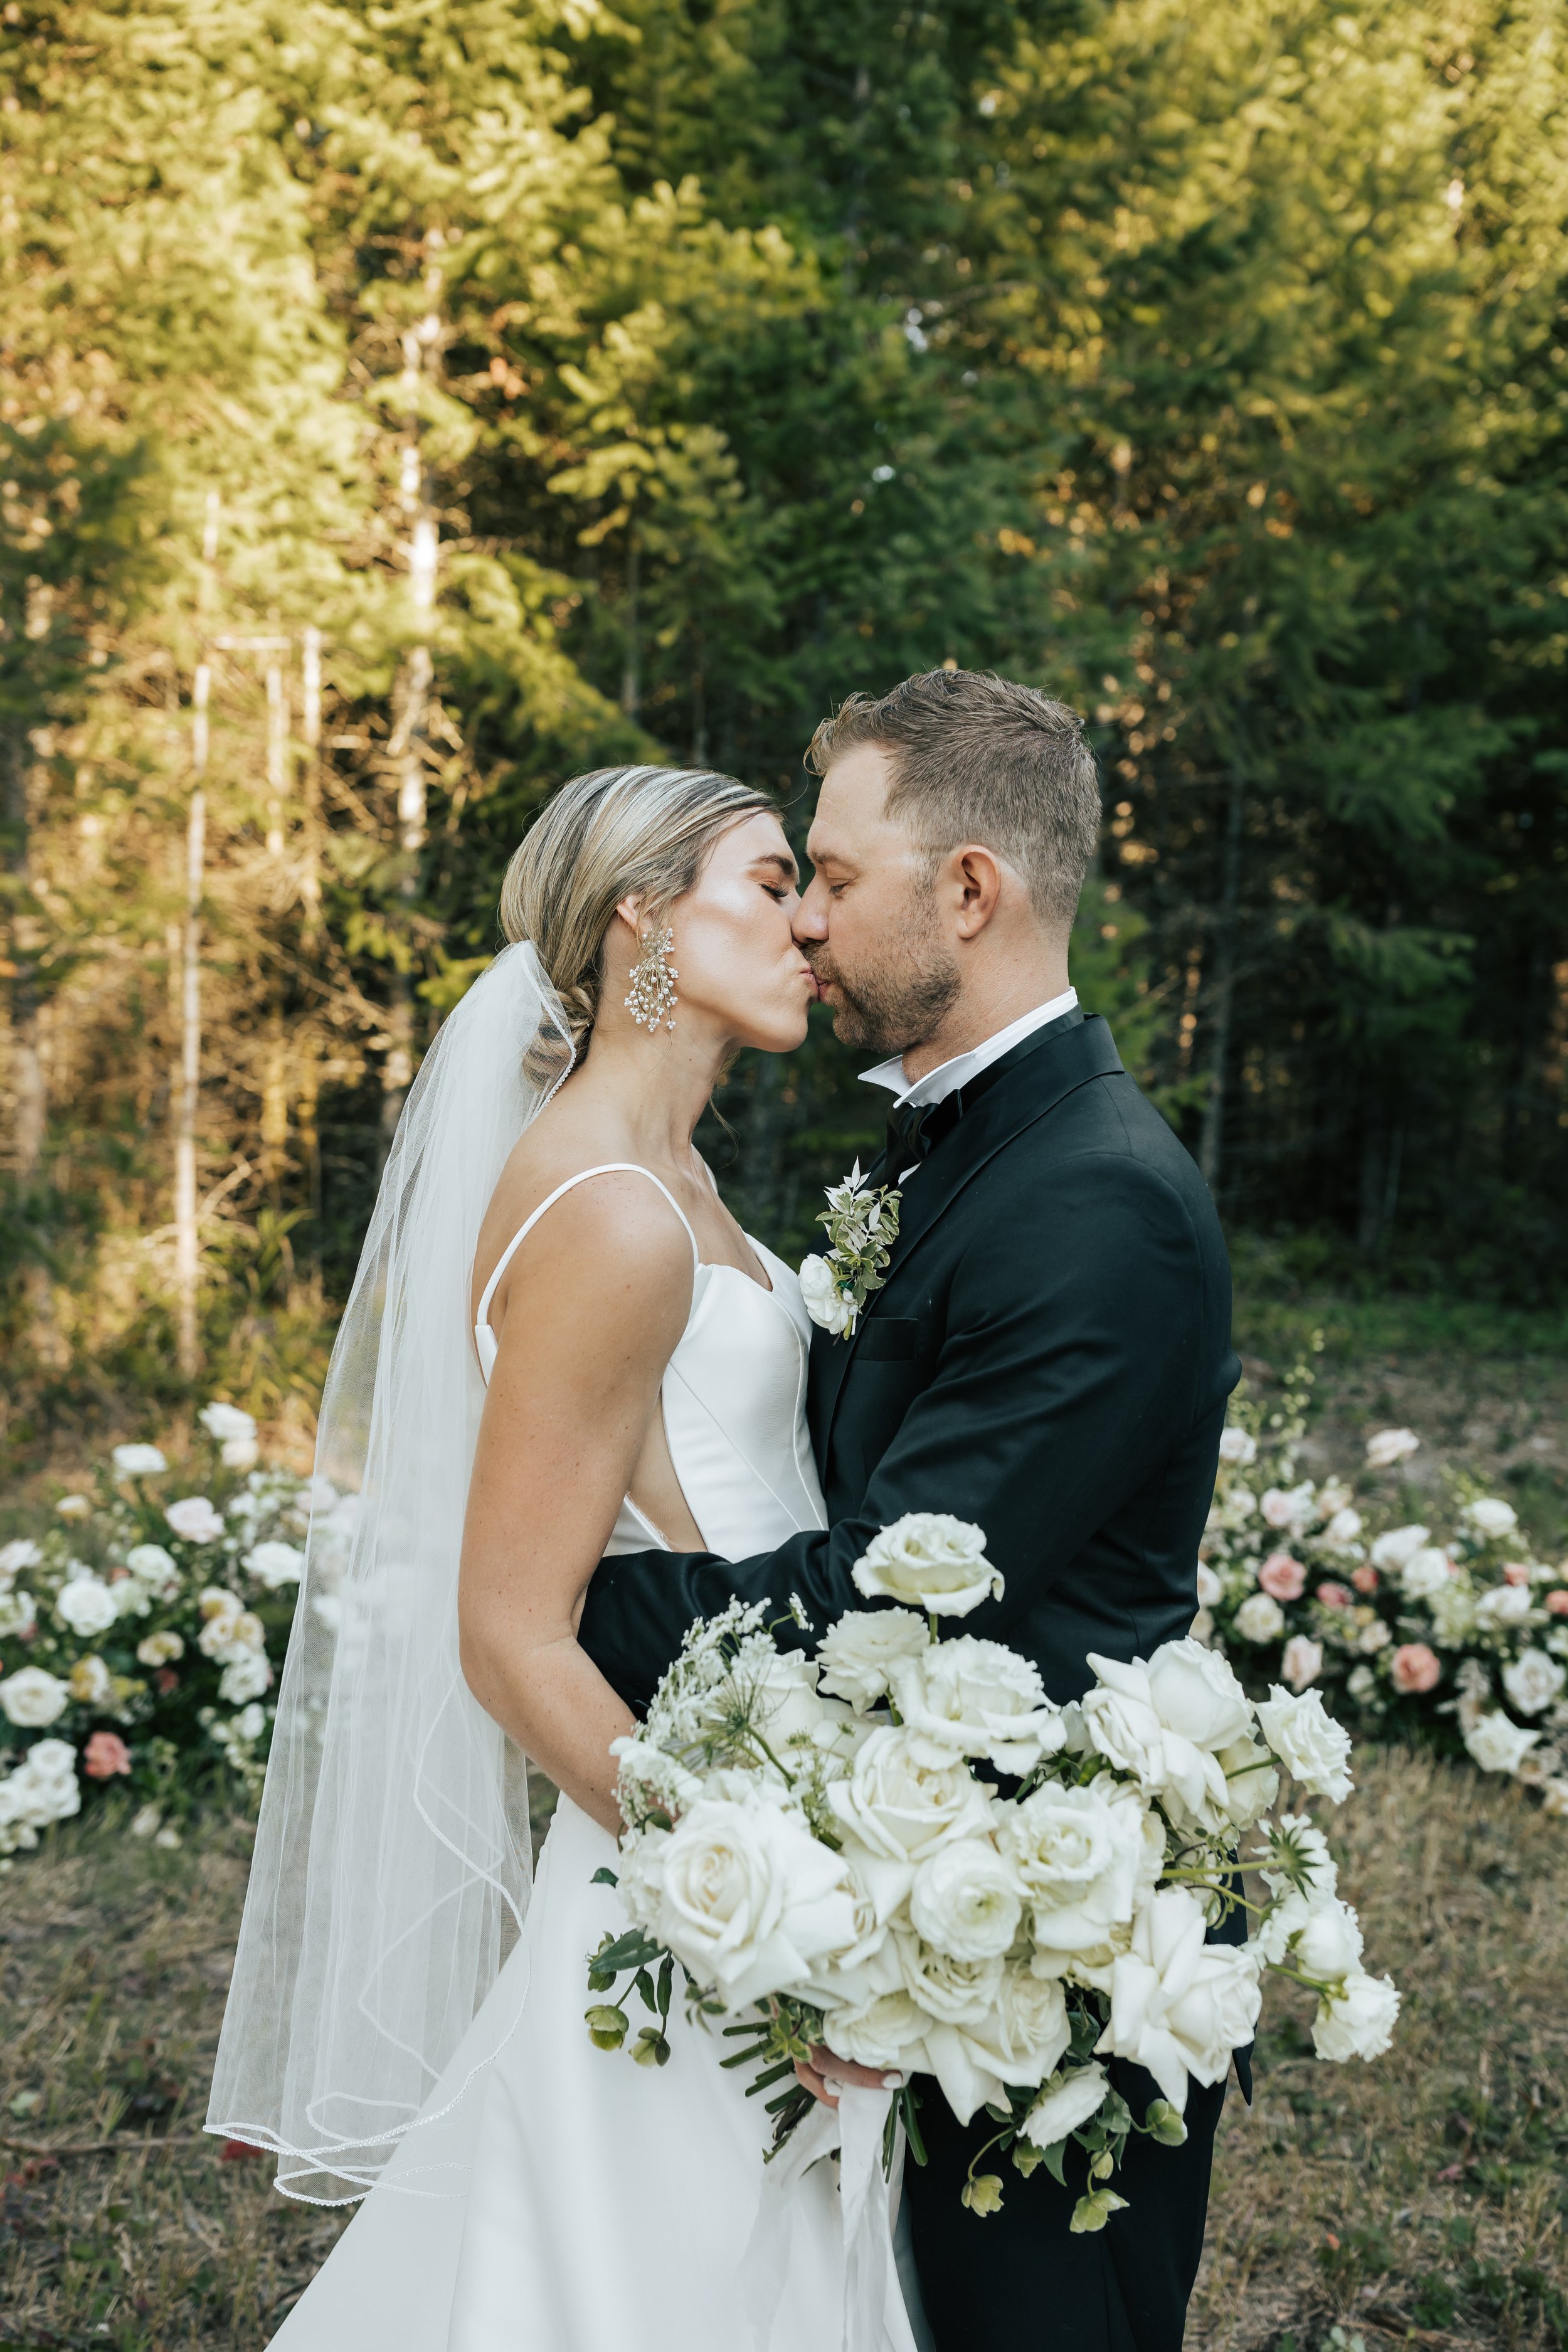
[474,1165,826,1563]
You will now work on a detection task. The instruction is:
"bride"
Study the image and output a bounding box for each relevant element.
[207,763,923,2350]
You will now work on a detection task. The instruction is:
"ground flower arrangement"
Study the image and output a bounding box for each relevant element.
[585,1512,1398,2235]
[1200,1358,1568,1813]
[0,1407,352,1857]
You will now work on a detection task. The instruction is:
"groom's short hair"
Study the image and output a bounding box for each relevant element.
[806,669,1101,926]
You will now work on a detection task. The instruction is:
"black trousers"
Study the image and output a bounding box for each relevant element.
[903,2063,1226,2352]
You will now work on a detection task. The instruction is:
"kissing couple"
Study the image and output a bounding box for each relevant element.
[211,667,1242,2351]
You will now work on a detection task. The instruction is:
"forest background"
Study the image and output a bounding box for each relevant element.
[3,0,1568,1466]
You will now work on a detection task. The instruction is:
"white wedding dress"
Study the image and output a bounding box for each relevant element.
[274,1164,926,2352]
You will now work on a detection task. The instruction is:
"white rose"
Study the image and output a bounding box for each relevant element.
[222,1437,261,1471]
[998,1778,1155,1956]
[746,1648,840,1753]
[1145,1638,1253,1750]
[852,1514,1002,1619]
[1428,1579,1479,1643]
[125,1542,179,1594]
[68,1653,112,1705]
[1194,1564,1222,1609]
[1217,1734,1280,1830]
[0,1539,41,1582]
[1357,1618,1391,1655]
[136,1631,185,1667]
[1021,2060,1111,2148]
[822,1989,931,2074]
[639,1793,861,2010]
[1463,1710,1540,1776]
[1293,1897,1364,1984]
[166,1497,225,1544]
[1312,1968,1400,2062]
[827,1727,995,1919]
[1079,1655,1229,1833]
[55,1573,119,1640]
[1502,1648,1565,1717]
[1324,1508,1363,1545]
[112,1444,167,1478]
[1254,1686,1354,1802]
[220,1652,273,1704]
[56,1494,90,1520]
[0,1589,36,1640]
[1099,1887,1262,2111]
[1217,1428,1257,1467]
[798,1254,854,1335]
[1281,1635,1323,1692]
[921,1965,1071,2124]
[1235,1592,1285,1645]
[1369,1523,1429,1571]
[891,1636,1064,1774]
[1475,1584,1532,1629]
[243,1540,305,1590]
[0,1667,70,1728]
[1464,1498,1518,1540]
[199,1402,257,1444]
[1365,1428,1420,1469]
[897,1933,1004,2028]
[817,1608,929,1712]
[111,1576,150,1619]
[908,1837,1022,1961]
[1219,1484,1257,1529]
[1261,1483,1315,1535]
[1399,1547,1453,1602]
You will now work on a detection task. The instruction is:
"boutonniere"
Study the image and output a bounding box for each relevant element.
[798,1160,901,1340]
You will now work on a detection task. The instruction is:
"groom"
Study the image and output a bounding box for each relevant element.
[579,667,1242,2350]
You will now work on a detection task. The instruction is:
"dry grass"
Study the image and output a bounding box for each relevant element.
[1,1761,1563,2350]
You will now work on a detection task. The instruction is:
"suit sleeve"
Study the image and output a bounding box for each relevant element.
[577,1150,1214,1714]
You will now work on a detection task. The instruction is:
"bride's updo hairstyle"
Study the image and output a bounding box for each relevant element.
[500,763,773,1061]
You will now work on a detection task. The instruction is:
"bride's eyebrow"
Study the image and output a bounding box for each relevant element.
[751,850,799,886]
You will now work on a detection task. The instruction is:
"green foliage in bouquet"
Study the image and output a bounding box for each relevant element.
[1202,1357,1568,1814]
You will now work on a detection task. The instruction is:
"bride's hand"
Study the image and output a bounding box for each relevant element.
[793,2044,904,2110]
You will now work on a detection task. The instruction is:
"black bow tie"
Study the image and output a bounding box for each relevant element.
[884,1089,964,1176]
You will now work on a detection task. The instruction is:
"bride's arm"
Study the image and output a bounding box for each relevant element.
[458,1179,695,1835]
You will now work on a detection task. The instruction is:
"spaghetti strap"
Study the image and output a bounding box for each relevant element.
[474,1163,699,1382]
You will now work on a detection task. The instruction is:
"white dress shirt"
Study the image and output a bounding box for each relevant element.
[860,988,1079,1179]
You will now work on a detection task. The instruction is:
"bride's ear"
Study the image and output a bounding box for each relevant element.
[612,892,646,945]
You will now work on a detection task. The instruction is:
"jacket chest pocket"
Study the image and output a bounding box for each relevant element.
[856,1317,921,1364]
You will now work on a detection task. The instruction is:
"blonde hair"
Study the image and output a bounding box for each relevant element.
[500,764,773,1059]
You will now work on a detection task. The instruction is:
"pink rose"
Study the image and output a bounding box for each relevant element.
[1503,1562,1530,1587]
[1390,1643,1441,1696]
[1259,1552,1306,1602]
[1351,1565,1379,1596]
[1546,1589,1568,1618]
[83,1730,132,1779]
[1316,1581,1352,1611]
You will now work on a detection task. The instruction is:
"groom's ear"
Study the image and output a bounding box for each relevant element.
[945,843,1007,940]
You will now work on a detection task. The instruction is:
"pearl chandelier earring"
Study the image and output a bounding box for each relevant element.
[624,924,678,1033]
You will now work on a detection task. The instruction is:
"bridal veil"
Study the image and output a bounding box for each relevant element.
[207,944,574,2200]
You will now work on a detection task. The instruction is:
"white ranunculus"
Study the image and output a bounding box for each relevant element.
[1464,1497,1518,1540]
[637,1792,861,2011]
[1463,1709,1540,1776]
[1312,1969,1400,2062]
[798,1254,854,1336]
[1099,1887,1261,2112]
[1365,1427,1420,1469]
[1399,1547,1453,1602]
[908,1837,1022,1961]
[891,1636,1064,1773]
[1195,1564,1223,1609]
[1369,1523,1430,1571]
[166,1496,225,1544]
[1281,1635,1323,1692]
[827,1728,995,1916]
[1475,1584,1532,1629]
[852,1514,1002,1618]
[0,1666,70,1728]
[1502,1648,1565,1717]
[220,1653,273,1705]
[1235,1592,1286,1644]
[1217,1427,1257,1467]
[816,1608,929,1712]
[1020,2060,1111,2148]
[1255,1686,1354,1802]
[55,1573,119,1640]
[1261,1482,1315,1535]
[112,1443,167,1478]
[999,1779,1155,1956]
[199,1401,257,1444]
[0,1539,41,1582]
[822,1989,931,2074]
[243,1540,305,1590]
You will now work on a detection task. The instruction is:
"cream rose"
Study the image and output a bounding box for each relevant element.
[908,1838,1022,1961]
[891,1636,1064,1774]
[0,1666,70,1729]
[1099,1887,1261,2111]
[1502,1648,1565,1717]
[1254,1686,1354,1803]
[1463,1710,1540,1776]
[637,1792,861,2010]
[998,1779,1155,1956]
[921,1965,1071,2124]
[896,1934,1004,2028]
[1235,1592,1285,1644]
[1399,1547,1452,1602]
[822,1989,931,2074]
[816,1607,928,1712]
[55,1572,119,1640]
[826,1727,995,1918]
[1369,1523,1429,1571]
[851,1513,1002,1618]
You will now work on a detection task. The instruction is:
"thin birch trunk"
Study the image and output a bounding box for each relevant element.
[175,662,209,1377]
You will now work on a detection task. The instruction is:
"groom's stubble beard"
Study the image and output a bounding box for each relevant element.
[808,882,961,1059]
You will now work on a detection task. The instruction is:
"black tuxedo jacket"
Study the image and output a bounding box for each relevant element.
[579,1008,1241,1716]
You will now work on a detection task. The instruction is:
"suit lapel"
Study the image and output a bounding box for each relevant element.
[817,1015,1125,1461]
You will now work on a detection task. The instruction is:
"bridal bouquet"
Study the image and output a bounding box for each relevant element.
[585,1513,1398,2228]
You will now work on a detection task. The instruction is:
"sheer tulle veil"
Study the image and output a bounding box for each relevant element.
[206,943,575,2201]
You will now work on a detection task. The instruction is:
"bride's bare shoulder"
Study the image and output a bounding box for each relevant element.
[472,1118,691,1326]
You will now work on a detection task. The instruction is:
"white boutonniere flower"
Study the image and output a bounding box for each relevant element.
[798,1160,901,1340]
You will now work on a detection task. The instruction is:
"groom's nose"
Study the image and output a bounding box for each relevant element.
[793,876,829,943]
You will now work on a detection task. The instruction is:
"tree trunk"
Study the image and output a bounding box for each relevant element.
[1197,768,1244,1194]
[174,662,209,1377]
[621,526,640,718]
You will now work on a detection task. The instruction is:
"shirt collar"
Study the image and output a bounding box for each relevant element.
[859,988,1080,1112]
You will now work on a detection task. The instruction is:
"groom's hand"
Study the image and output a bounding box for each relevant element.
[793,2043,904,2110]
